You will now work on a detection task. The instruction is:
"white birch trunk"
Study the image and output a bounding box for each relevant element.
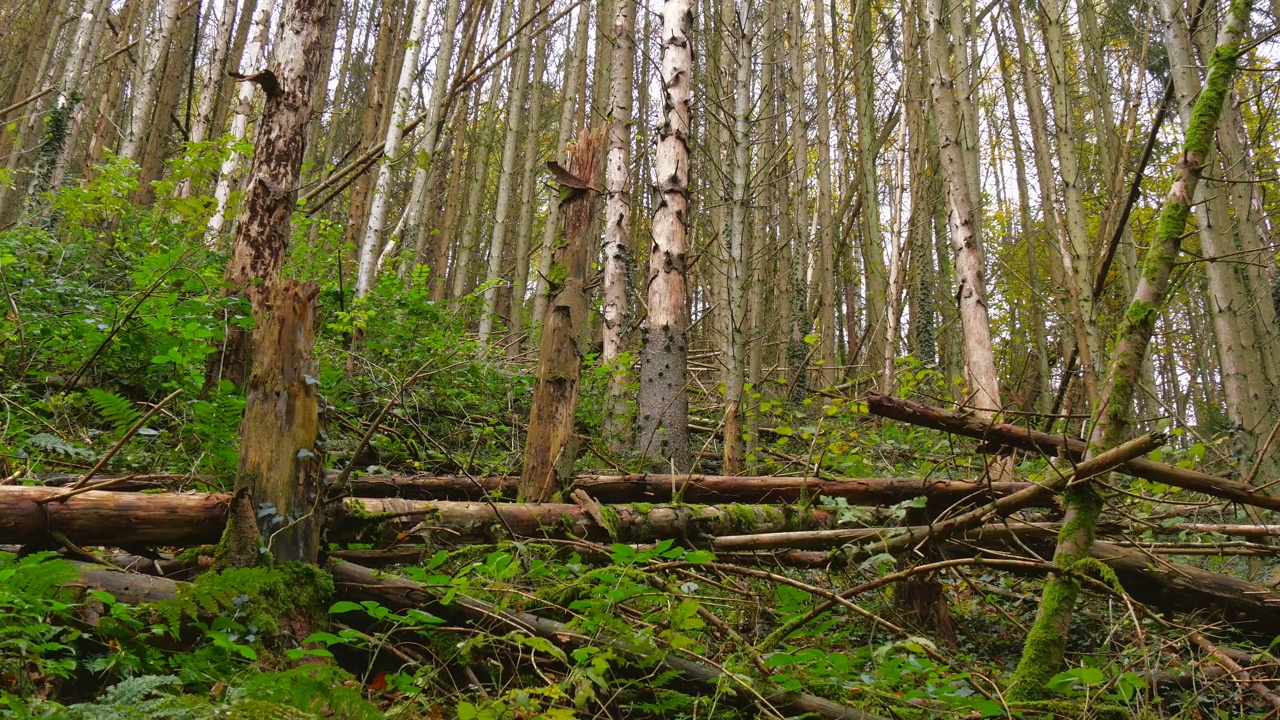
[400,0,462,277]
[600,0,636,450]
[354,0,430,299]
[119,0,181,165]
[476,0,538,342]
[925,0,1007,480]
[177,0,238,198]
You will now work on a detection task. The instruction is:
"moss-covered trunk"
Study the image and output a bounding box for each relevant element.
[1009,0,1253,698]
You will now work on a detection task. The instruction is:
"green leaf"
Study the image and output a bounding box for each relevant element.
[327,600,364,614]
[684,550,715,564]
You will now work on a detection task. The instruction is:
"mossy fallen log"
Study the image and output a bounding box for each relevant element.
[33,471,1040,506]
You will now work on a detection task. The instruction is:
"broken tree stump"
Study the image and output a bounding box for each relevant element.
[521,128,605,502]
[222,280,326,566]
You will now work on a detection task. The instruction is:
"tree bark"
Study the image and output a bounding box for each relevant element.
[223,281,325,566]
[119,0,181,165]
[637,0,693,472]
[354,0,430,299]
[216,0,330,566]
[476,0,538,343]
[532,1,591,324]
[600,0,636,454]
[721,0,753,474]
[520,129,604,501]
[206,0,274,242]
[924,0,1008,481]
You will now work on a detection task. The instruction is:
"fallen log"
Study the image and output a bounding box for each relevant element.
[766,537,1280,639]
[0,486,230,546]
[339,498,837,543]
[67,563,181,603]
[33,471,1041,507]
[329,560,886,720]
[867,393,1280,510]
[0,486,842,546]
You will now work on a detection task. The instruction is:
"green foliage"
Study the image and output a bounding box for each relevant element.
[0,553,81,697]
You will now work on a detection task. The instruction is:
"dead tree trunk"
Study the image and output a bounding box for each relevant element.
[222,282,326,566]
[520,129,605,501]
[218,0,331,566]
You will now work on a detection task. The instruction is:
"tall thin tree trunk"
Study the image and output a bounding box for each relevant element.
[532,2,591,325]
[119,0,180,165]
[400,0,462,277]
[1040,0,1102,406]
[721,0,753,475]
[812,0,836,387]
[1162,0,1268,454]
[637,0,693,472]
[478,0,538,342]
[206,0,274,242]
[924,0,1007,478]
[504,32,548,350]
[785,0,809,395]
[178,0,237,198]
[354,0,429,299]
[600,0,636,452]
[854,0,887,390]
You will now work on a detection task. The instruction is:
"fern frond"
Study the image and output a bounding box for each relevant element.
[87,389,143,436]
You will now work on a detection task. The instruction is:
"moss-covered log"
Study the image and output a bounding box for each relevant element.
[36,471,1040,506]
[348,472,1036,505]
[335,498,835,543]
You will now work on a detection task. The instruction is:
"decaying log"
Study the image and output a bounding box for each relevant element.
[351,473,1037,505]
[66,563,181,604]
[0,486,229,546]
[847,432,1164,560]
[338,498,836,543]
[329,560,885,720]
[35,471,1042,507]
[867,393,1280,510]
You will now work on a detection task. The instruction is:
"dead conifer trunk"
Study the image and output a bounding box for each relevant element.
[218,0,331,566]
[222,281,325,566]
[520,128,605,502]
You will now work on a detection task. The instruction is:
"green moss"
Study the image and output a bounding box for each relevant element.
[1007,573,1082,701]
[547,262,568,290]
[597,504,621,541]
[722,504,762,533]
[631,502,654,514]
[1122,299,1156,328]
